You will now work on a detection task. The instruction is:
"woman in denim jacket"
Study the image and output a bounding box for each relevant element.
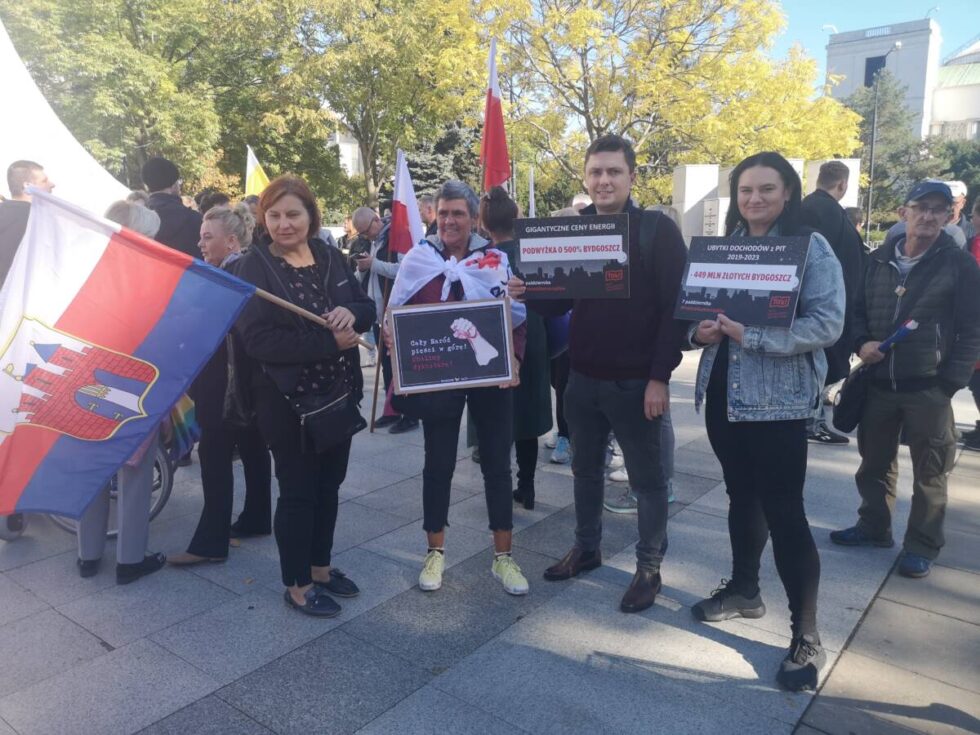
[686,152,844,692]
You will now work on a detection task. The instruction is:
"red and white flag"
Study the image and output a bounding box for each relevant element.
[389,149,425,255]
[480,38,510,191]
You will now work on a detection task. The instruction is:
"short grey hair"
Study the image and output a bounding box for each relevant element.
[104,200,161,238]
[204,203,255,248]
[435,180,479,218]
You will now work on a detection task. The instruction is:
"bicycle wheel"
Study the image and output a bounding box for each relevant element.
[49,444,176,537]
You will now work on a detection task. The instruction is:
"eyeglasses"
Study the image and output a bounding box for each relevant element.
[906,204,950,217]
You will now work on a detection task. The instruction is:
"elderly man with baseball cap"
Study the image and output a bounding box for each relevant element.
[142,156,202,259]
[831,181,980,578]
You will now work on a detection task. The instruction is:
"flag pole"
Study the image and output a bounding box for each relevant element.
[253,288,372,349]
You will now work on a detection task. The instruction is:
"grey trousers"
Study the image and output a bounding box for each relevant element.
[565,371,669,572]
[77,430,158,565]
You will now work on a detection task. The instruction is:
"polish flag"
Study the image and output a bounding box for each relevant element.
[389,149,425,255]
[480,38,510,190]
[0,192,253,517]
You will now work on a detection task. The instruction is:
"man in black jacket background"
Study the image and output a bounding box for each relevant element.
[801,160,865,445]
[142,156,202,259]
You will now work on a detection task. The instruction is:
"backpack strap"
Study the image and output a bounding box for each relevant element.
[637,209,662,280]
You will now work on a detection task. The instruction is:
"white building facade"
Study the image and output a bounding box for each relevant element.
[826,20,979,141]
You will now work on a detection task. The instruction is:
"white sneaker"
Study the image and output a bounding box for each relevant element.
[608,453,625,470]
[419,550,444,591]
[544,431,558,449]
[608,468,629,483]
[492,554,529,595]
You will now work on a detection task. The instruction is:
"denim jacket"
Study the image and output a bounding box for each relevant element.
[688,227,845,421]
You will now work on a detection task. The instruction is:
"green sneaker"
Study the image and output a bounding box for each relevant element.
[492,554,529,595]
[604,489,638,514]
[419,550,444,591]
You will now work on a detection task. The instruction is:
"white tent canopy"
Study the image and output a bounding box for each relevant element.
[1,19,128,213]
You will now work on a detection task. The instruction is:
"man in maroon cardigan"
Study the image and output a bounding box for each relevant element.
[509,135,687,613]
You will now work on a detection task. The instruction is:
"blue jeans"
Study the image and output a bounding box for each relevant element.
[565,371,668,572]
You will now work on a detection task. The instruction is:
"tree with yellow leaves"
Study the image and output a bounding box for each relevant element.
[496,0,861,202]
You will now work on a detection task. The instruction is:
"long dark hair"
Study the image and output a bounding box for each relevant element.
[479,186,518,238]
[724,152,803,236]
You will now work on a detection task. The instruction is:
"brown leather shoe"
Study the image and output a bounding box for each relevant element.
[543,547,601,581]
[620,569,662,613]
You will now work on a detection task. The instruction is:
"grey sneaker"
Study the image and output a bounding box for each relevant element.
[604,489,638,514]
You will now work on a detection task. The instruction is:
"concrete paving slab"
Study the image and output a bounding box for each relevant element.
[0,515,76,573]
[138,696,273,734]
[511,503,644,562]
[350,477,428,521]
[184,546,282,595]
[217,630,431,735]
[803,651,980,735]
[879,564,980,624]
[847,598,980,693]
[352,443,426,476]
[0,717,14,735]
[943,492,980,537]
[57,567,236,648]
[935,527,980,575]
[448,494,561,533]
[0,573,48,626]
[0,608,107,698]
[361,517,492,570]
[355,685,527,735]
[342,549,564,674]
[5,548,119,606]
[340,461,416,496]
[457,569,821,726]
[0,639,218,735]
[673,446,724,481]
[150,587,337,685]
[431,607,796,734]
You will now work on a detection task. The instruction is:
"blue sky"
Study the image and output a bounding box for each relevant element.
[770,0,978,77]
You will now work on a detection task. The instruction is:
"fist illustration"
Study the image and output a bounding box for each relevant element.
[450,318,499,366]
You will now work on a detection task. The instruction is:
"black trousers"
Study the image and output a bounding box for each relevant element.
[188,423,271,559]
[550,351,570,438]
[705,391,820,637]
[422,387,513,533]
[372,322,393,393]
[515,438,538,490]
[270,436,352,587]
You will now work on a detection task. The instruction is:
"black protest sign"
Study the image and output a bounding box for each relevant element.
[515,213,629,299]
[675,236,811,327]
[389,299,516,394]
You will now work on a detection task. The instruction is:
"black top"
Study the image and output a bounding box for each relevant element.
[146,192,203,258]
[273,257,347,397]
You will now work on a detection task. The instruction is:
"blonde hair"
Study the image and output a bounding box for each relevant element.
[104,200,161,238]
[203,203,255,248]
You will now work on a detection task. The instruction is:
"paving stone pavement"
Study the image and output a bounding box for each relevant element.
[0,352,976,735]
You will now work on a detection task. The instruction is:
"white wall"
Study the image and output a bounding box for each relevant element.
[826,19,941,138]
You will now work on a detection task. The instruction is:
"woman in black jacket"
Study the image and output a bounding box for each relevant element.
[235,176,375,617]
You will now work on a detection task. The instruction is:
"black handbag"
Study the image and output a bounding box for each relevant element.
[291,363,367,453]
[832,363,871,433]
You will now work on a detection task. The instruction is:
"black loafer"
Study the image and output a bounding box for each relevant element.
[374,415,400,429]
[116,552,166,585]
[283,588,342,617]
[312,568,360,598]
[77,558,101,578]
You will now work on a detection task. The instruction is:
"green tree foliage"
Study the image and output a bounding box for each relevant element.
[938,139,980,208]
[843,72,947,224]
[408,122,483,196]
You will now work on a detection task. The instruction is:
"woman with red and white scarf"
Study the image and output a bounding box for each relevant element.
[385,180,530,596]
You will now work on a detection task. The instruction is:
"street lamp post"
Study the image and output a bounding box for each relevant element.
[865,41,901,242]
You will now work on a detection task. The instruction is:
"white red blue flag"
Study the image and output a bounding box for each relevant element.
[480,38,510,190]
[0,192,254,517]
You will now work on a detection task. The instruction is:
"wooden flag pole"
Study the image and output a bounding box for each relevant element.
[253,288,372,349]
[368,261,397,433]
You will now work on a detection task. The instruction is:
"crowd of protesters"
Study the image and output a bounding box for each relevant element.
[1,137,979,695]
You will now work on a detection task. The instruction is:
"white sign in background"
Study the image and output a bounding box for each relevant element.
[685,263,799,292]
[519,235,626,263]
